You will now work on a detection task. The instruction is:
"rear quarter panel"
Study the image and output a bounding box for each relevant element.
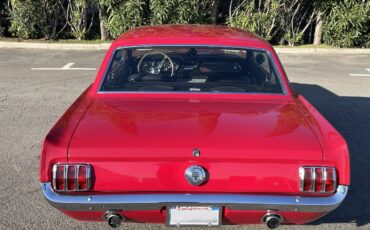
[296,95,350,185]
[39,87,92,182]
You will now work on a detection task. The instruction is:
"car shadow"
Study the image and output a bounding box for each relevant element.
[291,83,370,226]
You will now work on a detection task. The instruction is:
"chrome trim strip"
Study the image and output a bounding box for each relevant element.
[332,169,337,193]
[311,168,316,192]
[299,167,304,192]
[322,168,327,193]
[75,165,79,191]
[41,183,348,213]
[85,165,91,191]
[52,165,57,192]
[64,165,68,192]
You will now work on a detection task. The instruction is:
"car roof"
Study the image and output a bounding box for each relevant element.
[112,24,273,50]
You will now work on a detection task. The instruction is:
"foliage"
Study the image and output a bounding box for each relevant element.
[323,0,370,48]
[227,0,281,41]
[99,0,147,38]
[150,0,213,25]
[40,0,62,39]
[98,0,213,38]
[1,0,369,47]
[279,0,315,46]
[227,0,316,46]
[7,0,63,39]
[61,0,96,40]
[8,0,44,39]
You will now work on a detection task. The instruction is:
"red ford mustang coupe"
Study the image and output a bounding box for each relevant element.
[40,25,350,229]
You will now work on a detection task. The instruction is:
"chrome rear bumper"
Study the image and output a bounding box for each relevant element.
[41,183,348,213]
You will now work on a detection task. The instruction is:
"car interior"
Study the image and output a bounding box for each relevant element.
[101,47,283,93]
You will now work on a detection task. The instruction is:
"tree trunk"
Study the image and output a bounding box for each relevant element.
[313,11,323,45]
[211,0,219,24]
[51,10,58,39]
[99,7,108,41]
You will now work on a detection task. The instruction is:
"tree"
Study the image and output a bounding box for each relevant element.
[40,0,62,39]
[227,0,282,41]
[99,0,147,38]
[97,2,108,41]
[313,10,323,45]
[8,0,66,39]
[322,0,370,47]
[279,0,315,46]
[0,22,3,37]
[0,0,6,37]
[60,0,95,40]
[150,0,213,25]
[8,0,44,39]
[211,0,219,24]
[312,0,335,45]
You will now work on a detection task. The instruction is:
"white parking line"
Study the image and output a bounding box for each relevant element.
[32,62,96,71]
[61,62,75,69]
[349,74,370,77]
[350,68,370,76]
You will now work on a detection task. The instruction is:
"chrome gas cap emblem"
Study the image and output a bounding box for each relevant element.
[185,165,207,186]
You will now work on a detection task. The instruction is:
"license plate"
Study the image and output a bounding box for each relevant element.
[167,206,221,227]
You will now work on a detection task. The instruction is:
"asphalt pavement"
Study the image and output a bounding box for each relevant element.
[0,48,369,229]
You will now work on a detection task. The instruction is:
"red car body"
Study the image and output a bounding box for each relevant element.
[40,25,350,228]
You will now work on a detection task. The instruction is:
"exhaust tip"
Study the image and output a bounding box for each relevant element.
[262,213,283,229]
[105,211,124,228]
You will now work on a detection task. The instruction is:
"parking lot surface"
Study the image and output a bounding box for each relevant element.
[0,48,369,229]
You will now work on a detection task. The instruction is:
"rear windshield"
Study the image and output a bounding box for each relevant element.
[100,46,284,94]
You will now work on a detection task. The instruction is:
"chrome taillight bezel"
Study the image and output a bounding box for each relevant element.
[52,163,91,192]
[299,166,337,193]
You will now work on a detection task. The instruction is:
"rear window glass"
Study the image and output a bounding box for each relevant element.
[100,47,284,94]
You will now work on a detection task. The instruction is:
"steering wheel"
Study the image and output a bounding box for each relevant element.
[137,51,175,77]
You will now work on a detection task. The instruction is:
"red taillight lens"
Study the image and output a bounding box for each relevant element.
[325,168,336,193]
[52,164,91,192]
[55,165,65,190]
[303,168,312,191]
[300,167,337,193]
[315,168,323,192]
[77,165,88,190]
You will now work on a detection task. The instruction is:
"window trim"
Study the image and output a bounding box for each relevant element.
[97,45,288,95]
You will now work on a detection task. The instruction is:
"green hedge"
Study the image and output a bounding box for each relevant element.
[323,0,369,48]
[0,0,369,47]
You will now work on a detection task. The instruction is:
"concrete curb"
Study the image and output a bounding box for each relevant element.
[1,41,370,54]
[275,48,370,54]
[0,41,111,50]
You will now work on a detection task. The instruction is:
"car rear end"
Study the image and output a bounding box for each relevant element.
[39,26,350,228]
[40,97,349,228]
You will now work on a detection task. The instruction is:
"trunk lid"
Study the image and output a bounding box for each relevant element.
[68,98,322,194]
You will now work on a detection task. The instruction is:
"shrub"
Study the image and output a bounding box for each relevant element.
[8,0,62,39]
[323,0,370,48]
[8,0,44,39]
[227,0,281,41]
[63,0,96,40]
[99,0,147,38]
[99,0,213,38]
[150,0,213,24]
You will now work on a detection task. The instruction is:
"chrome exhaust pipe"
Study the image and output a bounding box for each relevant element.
[105,211,124,228]
[262,213,283,229]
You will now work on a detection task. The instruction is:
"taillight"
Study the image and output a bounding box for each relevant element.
[52,163,91,192]
[299,167,337,193]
